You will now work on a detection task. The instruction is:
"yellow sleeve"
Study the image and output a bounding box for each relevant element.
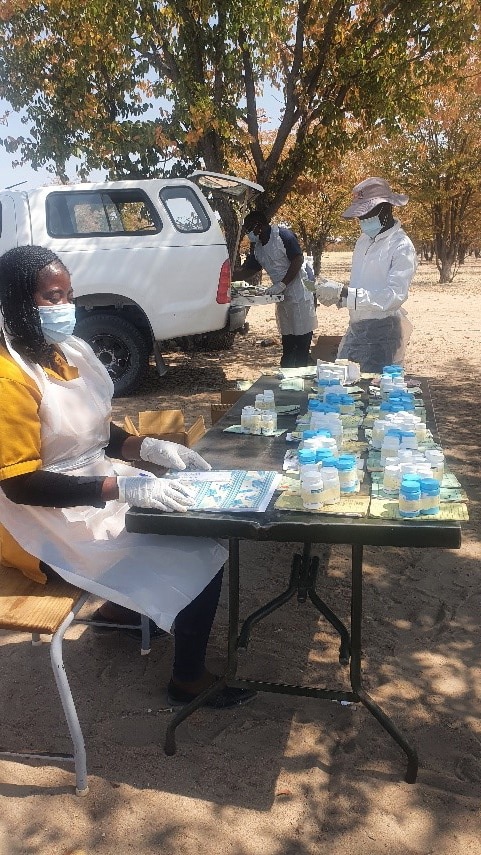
[0,374,43,481]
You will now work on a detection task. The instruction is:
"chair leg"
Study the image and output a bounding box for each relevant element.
[31,632,42,646]
[50,593,90,796]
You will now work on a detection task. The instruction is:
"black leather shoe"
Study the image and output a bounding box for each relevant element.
[167,678,257,709]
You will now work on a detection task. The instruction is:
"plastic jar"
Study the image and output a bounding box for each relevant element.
[400,430,418,450]
[300,471,324,511]
[425,449,445,482]
[241,406,255,432]
[250,409,262,435]
[336,454,359,493]
[316,450,338,467]
[380,432,401,465]
[383,463,401,496]
[321,466,341,504]
[398,476,421,518]
[261,410,277,435]
[371,419,387,449]
[419,477,441,515]
[254,393,265,411]
[263,389,275,410]
[298,448,317,467]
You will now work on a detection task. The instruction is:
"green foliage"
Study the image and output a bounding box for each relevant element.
[0,0,478,221]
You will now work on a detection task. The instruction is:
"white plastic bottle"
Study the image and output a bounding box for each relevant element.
[321,466,341,504]
[301,471,324,510]
[263,389,275,411]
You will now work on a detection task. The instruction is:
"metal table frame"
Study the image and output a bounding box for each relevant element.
[126,375,461,783]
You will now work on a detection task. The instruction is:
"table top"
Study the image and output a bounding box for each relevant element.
[126,374,462,549]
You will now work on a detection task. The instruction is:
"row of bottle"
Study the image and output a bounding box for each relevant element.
[299,408,344,449]
[372,413,427,450]
[240,406,277,435]
[382,449,445,494]
[398,475,440,517]
[298,448,360,497]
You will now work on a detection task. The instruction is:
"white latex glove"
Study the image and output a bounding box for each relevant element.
[265,281,286,296]
[139,436,211,471]
[117,475,195,512]
[314,277,343,306]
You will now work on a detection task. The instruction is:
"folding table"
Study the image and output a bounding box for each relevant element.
[126,375,461,783]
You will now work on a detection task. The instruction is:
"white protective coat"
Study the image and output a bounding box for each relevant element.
[338,220,417,366]
[345,220,417,321]
[0,333,227,631]
[253,226,318,336]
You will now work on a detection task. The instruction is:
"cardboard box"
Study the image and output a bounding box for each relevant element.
[210,403,233,425]
[310,334,343,362]
[220,389,244,405]
[123,409,206,447]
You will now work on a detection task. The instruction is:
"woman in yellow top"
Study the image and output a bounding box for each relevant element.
[0,245,255,709]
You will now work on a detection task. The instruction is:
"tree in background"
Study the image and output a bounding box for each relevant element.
[370,55,481,283]
[276,151,365,275]
[1,1,477,243]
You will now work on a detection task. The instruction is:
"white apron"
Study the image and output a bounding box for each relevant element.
[254,226,318,336]
[0,334,227,631]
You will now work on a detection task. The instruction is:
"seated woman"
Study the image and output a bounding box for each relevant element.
[0,245,255,709]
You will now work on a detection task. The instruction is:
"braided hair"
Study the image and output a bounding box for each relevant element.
[0,245,69,366]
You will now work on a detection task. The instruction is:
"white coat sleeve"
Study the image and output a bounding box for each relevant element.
[347,240,418,314]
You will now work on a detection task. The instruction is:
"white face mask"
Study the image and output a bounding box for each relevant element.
[38,303,77,343]
[359,215,383,238]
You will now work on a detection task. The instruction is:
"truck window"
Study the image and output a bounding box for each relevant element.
[159,187,210,233]
[46,190,161,237]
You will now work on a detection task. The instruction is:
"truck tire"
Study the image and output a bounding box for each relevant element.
[74,313,151,397]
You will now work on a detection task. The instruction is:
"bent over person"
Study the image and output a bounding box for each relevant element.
[233,210,318,368]
[0,245,255,709]
[314,177,417,373]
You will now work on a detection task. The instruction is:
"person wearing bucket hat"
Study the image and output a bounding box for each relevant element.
[311,177,417,373]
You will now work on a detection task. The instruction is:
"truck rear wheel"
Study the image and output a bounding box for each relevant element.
[74,313,151,397]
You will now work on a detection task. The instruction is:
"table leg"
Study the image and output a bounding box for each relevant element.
[349,543,419,783]
[238,543,350,664]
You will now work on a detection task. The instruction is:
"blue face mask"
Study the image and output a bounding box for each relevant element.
[359,215,383,238]
[38,303,77,343]
[246,230,258,242]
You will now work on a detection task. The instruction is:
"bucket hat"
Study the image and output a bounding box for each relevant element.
[342,177,408,219]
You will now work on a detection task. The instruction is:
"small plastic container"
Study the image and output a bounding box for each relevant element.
[371,418,387,450]
[398,476,421,518]
[419,477,441,515]
[250,409,262,435]
[383,463,401,496]
[255,393,265,411]
[339,394,356,415]
[241,406,255,432]
[298,448,317,467]
[260,410,277,435]
[336,454,359,493]
[263,389,275,410]
[380,432,401,465]
[425,449,445,482]
[300,471,324,511]
[321,466,341,504]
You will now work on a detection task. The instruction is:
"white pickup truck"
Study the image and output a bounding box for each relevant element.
[0,171,262,395]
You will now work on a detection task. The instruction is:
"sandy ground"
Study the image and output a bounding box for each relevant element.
[1,253,481,854]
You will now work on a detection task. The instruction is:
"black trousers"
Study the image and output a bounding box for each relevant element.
[280,332,313,368]
[172,568,224,681]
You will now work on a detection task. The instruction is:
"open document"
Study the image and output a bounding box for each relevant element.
[165,470,282,513]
